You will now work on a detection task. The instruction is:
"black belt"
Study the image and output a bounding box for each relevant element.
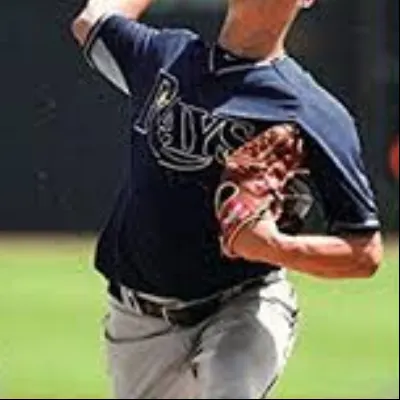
[108,278,271,327]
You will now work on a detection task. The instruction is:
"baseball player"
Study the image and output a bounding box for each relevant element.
[71,0,383,398]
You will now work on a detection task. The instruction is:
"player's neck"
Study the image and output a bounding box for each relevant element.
[217,29,286,63]
[218,6,295,62]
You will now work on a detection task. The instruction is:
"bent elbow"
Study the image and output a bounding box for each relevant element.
[70,16,87,46]
[355,232,384,278]
[70,18,79,42]
[70,9,95,47]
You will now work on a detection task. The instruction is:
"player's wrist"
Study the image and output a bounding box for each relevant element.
[251,216,281,241]
[229,216,283,263]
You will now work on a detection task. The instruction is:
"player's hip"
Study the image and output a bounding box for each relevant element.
[106,270,298,329]
[104,274,299,398]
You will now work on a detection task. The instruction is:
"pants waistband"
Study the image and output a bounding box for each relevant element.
[108,270,285,327]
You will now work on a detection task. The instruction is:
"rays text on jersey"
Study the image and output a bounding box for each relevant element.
[135,70,255,171]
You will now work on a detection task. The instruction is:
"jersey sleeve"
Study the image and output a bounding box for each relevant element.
[308,136,381,235]
[83,14,194,96]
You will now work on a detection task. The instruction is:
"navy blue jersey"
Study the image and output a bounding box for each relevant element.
[84,15,380,300]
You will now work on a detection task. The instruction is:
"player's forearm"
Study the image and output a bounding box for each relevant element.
[233,223,383,279]
[71,0,154,45]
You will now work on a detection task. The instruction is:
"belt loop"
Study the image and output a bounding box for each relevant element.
[161,307,173,326]
[265,270,285,285]
[124,287,144,315]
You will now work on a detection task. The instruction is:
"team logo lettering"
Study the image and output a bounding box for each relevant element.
[135,71,254,171]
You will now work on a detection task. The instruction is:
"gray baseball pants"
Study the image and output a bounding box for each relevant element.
[104,274,298,399]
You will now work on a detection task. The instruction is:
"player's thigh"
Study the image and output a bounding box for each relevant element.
[105,297,197,399]
[194,280,298,399]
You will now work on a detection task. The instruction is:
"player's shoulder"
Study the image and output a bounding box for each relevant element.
[95,13,202,54]
[275,57,359,142]
[276,57,355,121]
[219,56,357,140]
[238,56,362,158]
[157,25,200,47]
[146,23,204,66]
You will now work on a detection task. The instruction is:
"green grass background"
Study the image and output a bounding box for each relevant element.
[0,235,398,399]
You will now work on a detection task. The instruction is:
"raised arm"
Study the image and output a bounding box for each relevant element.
[71,0,154,46]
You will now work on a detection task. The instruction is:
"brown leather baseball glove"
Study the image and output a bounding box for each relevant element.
[215,123,309,257]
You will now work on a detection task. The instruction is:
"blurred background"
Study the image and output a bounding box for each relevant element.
[0,0,398,398]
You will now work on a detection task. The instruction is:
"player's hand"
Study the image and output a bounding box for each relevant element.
[214,123,307,258]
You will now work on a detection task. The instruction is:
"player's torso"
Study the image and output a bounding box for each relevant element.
[120,44,278,296]
[96,36,357,299]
